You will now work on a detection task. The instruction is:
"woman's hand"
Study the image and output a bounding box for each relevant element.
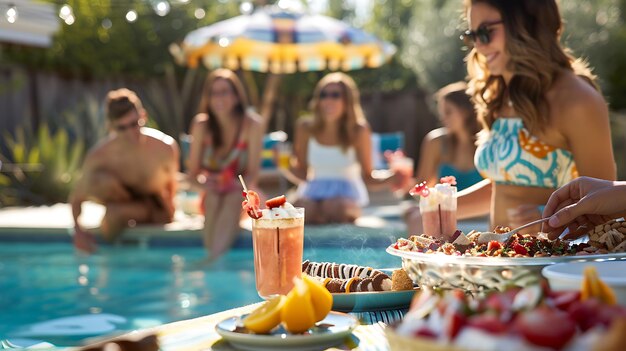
[542,177,626,240]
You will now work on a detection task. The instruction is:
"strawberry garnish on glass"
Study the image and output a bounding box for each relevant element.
[242,190,262,219]
[238,175,262,219]
[439,175,457,186]
[409,181,430,197]
[265,195,286,209]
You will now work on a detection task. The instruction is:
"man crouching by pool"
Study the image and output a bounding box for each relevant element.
[69,88,179,253]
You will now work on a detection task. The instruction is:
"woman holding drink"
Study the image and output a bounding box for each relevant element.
[427,0,615,235]
[186,69,263,259]
[280,72,406,224]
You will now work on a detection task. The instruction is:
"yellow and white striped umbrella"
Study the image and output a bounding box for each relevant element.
[169,5,396,73]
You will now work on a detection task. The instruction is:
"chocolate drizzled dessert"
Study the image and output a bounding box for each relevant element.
[302,260,413,293]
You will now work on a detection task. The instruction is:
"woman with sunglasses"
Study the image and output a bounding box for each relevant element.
[454,0,616,231]
[280,72,405,224]
[186,69,263,259]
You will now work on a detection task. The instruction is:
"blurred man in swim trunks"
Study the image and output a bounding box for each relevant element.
[69,88,179,252]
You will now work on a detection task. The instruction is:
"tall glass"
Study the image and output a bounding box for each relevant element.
[251,209,304,299]
[276,142,292,169]
[419,184,457,240]
[389,156,414,196]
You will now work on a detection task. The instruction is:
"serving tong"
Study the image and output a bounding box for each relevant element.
[475,217,551,244]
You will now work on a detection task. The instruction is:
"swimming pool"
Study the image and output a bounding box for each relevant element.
[0,230,401,347]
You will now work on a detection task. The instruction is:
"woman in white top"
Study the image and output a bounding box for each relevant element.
[282,72,404,224]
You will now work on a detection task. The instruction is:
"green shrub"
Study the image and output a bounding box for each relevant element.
[0,124,84,206]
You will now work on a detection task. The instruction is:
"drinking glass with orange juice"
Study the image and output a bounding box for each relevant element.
[276,142,292,169]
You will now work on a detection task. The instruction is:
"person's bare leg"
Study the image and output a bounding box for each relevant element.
[321,198,360,223]
[209,191,244,258]
[202,191,221,256]
[294,198,325,224]
[100,201,151,241]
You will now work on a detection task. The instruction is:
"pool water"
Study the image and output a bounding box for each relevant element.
[0,240,401,347]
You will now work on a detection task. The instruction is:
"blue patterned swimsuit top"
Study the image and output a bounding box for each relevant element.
[474,118,578,188]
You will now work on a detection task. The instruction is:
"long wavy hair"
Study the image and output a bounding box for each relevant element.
[309,72,367,151]
[463,0,598,133]
[197,69,249,148]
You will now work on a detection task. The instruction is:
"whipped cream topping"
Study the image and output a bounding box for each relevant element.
[260,201,304,219]
[419,183,457,211]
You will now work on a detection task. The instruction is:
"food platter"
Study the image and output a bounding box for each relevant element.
[386,246,626,292]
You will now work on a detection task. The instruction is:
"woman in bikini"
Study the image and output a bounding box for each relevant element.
[405,81,483,234]
[187,69,263,258]
[280,72,405,224]
[455,0,616,231]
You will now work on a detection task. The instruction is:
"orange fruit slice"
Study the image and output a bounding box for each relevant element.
[581,266,617,305]
[281,278,317,333]
[302,274,333,322]
[242,295,285,333]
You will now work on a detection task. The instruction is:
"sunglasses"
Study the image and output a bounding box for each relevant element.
[460,20,503,47]
[319,91,342,100]
[114,118,143,132]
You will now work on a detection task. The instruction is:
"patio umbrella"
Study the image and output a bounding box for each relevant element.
[169,4,396,74]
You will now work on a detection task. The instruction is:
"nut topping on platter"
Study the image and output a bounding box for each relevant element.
[393,220,626,258]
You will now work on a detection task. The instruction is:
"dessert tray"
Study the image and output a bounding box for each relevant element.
[386,246,626,293]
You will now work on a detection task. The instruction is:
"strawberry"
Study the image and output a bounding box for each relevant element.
[241,190,262,219]
[549,291,581,311]
[515,307,576,350]
[409,181,430,197]
[413,327,437,339]
[487,240,502,252]
[467,314,507,334]
[440,175,457,186]
[512,243,528,256]
[444,311,466,340]
[265,195,287,209]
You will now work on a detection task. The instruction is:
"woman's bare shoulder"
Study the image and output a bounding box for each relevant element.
[191,113,209,126]
[551,71,606,119]
[423,127,448,144]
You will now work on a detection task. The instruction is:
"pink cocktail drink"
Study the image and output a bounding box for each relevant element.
[252,210,304,299]
[419,183,457,240]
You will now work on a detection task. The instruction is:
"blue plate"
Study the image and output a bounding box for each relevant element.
[331,288,418,312]
[215,311,358,351]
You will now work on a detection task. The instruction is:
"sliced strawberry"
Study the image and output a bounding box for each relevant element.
[512,243,528,256]
[440,175,457,186]
[515,307,576,350]
[467,314,507,334]
[549,291,581,311]
[413,327,437,339]
[444,311,466,340]
[244,190,261,207]
[265,195,286,209]
[484,288,519,314]
[241,190,262,219]
[409,181,430,197]
[487,240,502,252]
[242,200,262,219]
[568,299,626,331]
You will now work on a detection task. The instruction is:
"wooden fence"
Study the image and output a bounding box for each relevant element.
[0,64,438,171]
